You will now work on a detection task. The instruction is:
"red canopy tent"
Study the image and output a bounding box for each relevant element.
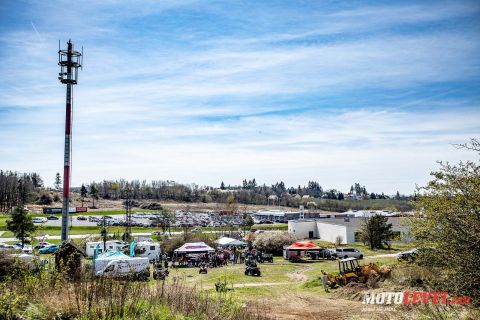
[283,241,321,259]
[287,241,321,250]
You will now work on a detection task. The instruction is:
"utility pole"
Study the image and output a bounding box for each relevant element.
[58,40,82,242]
[124,190,132,241]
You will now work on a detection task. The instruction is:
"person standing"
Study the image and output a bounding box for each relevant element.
[321,271,329,292]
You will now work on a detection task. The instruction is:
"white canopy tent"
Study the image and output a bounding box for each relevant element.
[215,237,247,247]
[174,242,215,254]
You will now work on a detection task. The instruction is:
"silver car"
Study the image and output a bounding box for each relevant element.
[335,248,364,259]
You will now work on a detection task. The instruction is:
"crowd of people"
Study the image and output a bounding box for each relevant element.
[164,247,270,268]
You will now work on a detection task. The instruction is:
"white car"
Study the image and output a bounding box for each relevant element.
[13,244,33,254]
[34,241,53,249]
[32,217,47,223]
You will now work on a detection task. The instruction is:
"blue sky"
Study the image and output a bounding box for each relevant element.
[0,0,479,194]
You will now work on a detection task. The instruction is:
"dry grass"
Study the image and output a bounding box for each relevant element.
[0,266,267,320]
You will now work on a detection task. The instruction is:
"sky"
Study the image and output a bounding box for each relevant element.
[0,0,479,194]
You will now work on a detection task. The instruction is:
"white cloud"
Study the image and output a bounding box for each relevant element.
[1,1,479,194]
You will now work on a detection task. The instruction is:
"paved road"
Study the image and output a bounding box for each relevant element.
[0,232,171,242]
[365,253,398,259]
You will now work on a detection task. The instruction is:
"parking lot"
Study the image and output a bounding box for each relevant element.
[34,211,249,228]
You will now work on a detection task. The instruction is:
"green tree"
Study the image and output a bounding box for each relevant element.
[80,184,88,207]
[54,172,62,190]
[359,214,393,249]
[241,215,254,235]
[6,207,36,247]
[89,184,99,208]
[220,181,225,190]
[412,139,480,302]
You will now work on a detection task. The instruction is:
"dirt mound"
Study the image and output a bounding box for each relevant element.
[258,291,368,320]
[332,282,369,301]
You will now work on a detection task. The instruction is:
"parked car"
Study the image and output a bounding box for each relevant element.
[191,228,202,233]
[47,215,59,220]
[39,245,59,254]
[77,216,87,221]
[32,217,47,223]
[88,216,100,222]
[397,247,436,262]
[35,241,53,249]
[0,244,16,250]
[306,249,337,260]
[335,248,364,259]
[12,244,34,254]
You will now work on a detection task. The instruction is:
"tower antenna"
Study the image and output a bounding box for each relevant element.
[58,39,83,242]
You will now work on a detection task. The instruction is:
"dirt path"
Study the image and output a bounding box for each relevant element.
[255,291,373,320]
[202,282,290,290]
[286,264,313,282]
[366,253,397,259]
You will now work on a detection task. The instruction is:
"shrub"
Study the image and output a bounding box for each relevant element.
[253,231,299,254]
[140,202,162,210]
[36,193,53,205]
[335,236,343,247]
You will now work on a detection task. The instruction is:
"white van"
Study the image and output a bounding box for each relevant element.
[335,248,364,259]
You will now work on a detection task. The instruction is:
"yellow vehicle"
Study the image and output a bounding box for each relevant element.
[337,257,365,285]
[336,257,391,285]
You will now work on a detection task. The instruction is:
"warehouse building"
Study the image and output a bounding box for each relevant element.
[288,217,412,244]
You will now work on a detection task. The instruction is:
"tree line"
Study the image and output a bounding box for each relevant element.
[0,169,411,213]
[0,170,43,212]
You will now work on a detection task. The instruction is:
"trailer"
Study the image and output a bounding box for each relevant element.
[134,240,161,261]
[85,240,125,257]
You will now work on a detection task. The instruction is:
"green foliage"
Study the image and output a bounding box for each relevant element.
[6,207,36,246]
[80,184,88,198]
[36,193,53,205]
[89,184,99,208]
[54,172,62,190]
[359,214,393,249]
[412,143,480,303]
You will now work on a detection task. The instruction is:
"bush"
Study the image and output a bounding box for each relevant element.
[253,231,299,254]
[140,202,162,210]
[335,236,343,247]
[36,194,53,205]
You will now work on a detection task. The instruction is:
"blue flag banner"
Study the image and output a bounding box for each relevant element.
[93,244,100,267]
[129,240,136,257]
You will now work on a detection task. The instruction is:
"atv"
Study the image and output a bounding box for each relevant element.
[199,264,208,274]
[263,253,273,263]
[245,261,261,276]
[153,266,169,280]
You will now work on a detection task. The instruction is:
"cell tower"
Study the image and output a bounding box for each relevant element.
[58,40,83,242]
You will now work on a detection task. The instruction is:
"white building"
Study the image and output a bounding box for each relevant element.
[288,217,412,244]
